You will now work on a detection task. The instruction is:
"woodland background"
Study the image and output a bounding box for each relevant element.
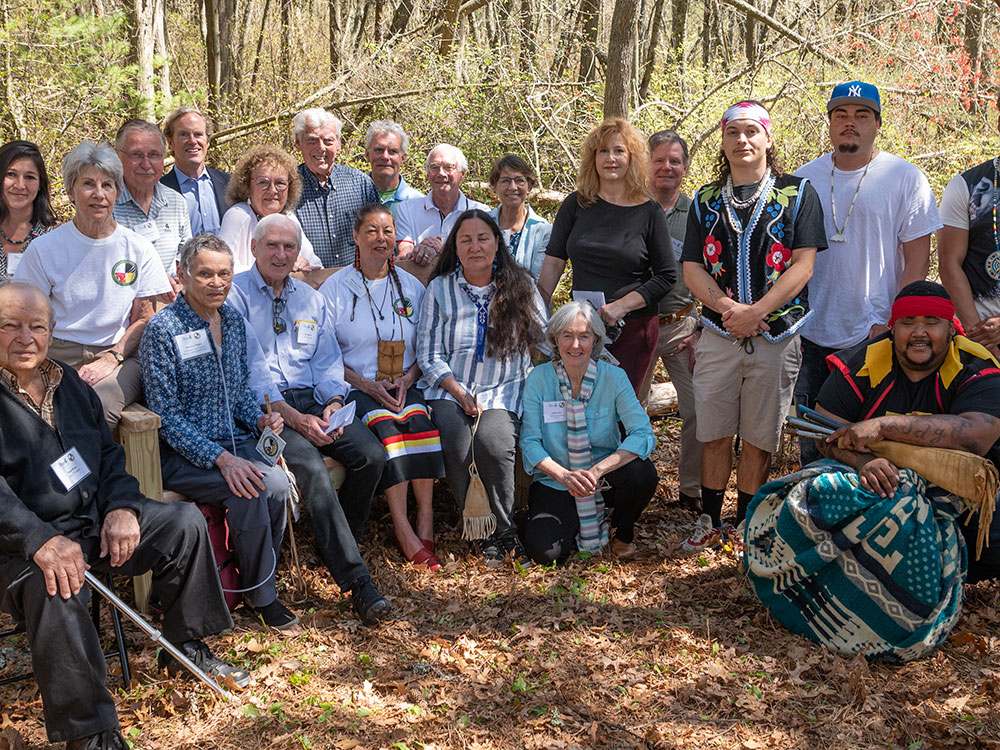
[3,2,1000,749]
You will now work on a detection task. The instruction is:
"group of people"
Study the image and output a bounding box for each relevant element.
[3,79,1000,746]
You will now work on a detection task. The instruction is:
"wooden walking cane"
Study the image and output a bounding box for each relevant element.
[265,396,306,598]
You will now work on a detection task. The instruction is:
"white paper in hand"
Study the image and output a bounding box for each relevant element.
[572,290,606,310]
[324,400,357,434]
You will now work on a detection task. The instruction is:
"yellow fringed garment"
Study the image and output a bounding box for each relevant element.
[844,439,998,560]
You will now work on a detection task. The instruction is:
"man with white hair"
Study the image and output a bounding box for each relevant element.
[112,119,192,281]
[228,214,391,626]
[364,120,423,218]
[293,108,379,268]
[394,143,487,270]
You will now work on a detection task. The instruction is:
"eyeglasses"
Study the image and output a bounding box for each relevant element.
[272,297,287,334]
[428,163,458,174]
[497,176,528,187]
[255,178,289,192]
[125,151,164,163]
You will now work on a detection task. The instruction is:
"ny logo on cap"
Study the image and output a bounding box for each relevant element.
[849,84,862,97]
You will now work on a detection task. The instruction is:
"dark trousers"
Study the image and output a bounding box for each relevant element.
[281,389,386,541]
[160,439,288,607]
[523,458,658,565]
[0,501,232,743]
[793,337,843,464]
[429,401,519,537]
[606,314,660,395]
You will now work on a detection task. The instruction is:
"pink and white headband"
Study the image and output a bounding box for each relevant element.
[720,102,771,136]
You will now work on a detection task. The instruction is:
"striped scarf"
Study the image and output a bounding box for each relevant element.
[555,358,609,552]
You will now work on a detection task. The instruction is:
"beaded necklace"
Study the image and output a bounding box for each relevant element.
[721,171,776,237]
[724,168,771,210]
[992,156,999,254]
[829,153,873,242]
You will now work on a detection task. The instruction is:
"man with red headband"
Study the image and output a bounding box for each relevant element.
[681,100,826,550]
[814,280,1000,582]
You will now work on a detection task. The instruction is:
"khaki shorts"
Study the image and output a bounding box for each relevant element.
[693,329,801,453]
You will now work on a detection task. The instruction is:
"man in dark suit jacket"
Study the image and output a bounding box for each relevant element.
[160,107,230,235]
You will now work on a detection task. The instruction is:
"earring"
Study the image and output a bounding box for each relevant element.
[353,246,361,271]
[492,256,498,275]
[455,258,461,272]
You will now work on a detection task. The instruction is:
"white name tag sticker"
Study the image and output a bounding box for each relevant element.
[672,237,685,261]
[174,330,212,360]
[255,426,286,466]
[134,219,161,242]
[51,447,92,491]
[6,252,22,275]
[543,400,567,423]
[295,319,318,345]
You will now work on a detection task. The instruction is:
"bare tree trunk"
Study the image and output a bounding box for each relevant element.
[130,0,156,119]
[700,0,712,66]
[0,0,26,139]
[280,0,292,81]
[329,0,341,74]
[439,0,461,54]
[373,0,385,43]
[578,0,599,81]
[744,0,756,65]
[218,0,237,99]
[520,0,536,73]
[388,0,413,36]
[204,0,222,112]
[249,0,272,89]
[154,0,171,105]
[639,0,664,98]
[604,0,639,118]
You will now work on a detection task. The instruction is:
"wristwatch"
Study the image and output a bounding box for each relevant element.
[107,350,125,365]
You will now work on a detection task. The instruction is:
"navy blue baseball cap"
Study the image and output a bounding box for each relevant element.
[827,81,881,114]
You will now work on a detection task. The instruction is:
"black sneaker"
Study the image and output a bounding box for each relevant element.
[66,729,128,750]
[475,535,505,568]
[157,639,251,689]
[246,599,300,630]
[499,532,533,569]
[351,577,391,626]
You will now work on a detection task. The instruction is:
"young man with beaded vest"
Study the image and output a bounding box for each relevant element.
[794,82,941,463]
[680,101,827,549]
[938,90,1000,361]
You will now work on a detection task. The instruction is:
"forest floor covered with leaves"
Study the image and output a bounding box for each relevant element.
[3,418,1000,749]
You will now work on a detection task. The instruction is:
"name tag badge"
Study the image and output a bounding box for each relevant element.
[51,447,92,492]
[135,219,161,242]
[174,330,213,360]
[543,400,567,423]
[255,426,286,467]
[6,252,22,275]
[295,319,318,345]
[672,237,685,262]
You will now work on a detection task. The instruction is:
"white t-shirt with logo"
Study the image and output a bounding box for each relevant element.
[14,221,171,346]
[319,265,425,384]
[795,151,942,349]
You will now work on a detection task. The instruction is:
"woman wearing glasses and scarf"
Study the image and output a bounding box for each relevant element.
[417,209,547,567]
[520,301,659,564]
[320,203,445,571]
[219,145,321,273]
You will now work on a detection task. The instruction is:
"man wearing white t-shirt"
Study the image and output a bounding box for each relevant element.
[15,141,172,429]
[794,81,941,462]
[938,92,1000,359]
[393,144,487,284]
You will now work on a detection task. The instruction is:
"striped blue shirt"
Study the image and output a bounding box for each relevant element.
[416,271,547,415]
[113,183,192,273]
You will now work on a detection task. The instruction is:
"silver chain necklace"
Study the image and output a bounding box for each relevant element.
[829,152,873,242]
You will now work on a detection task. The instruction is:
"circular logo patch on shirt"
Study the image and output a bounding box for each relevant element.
[987,251,1000,281]
[393,296,414,318]
[111,259,139,286]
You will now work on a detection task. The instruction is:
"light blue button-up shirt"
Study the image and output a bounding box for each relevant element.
[176,168,222,235]
[519,359,656,489]
[229,264,349,407]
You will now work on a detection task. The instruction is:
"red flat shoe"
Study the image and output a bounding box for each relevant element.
[420,538,435,552]
[408,546,442,572]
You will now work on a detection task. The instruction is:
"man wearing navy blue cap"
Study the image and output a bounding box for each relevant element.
[794,80,942,463]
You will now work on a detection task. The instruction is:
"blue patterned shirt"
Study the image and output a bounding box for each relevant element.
[176,168,222,235]
[140,294,264,469]
[416,270,548,415]
[295,163,380,268]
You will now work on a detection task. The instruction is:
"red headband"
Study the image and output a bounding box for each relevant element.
[888,295,964,335]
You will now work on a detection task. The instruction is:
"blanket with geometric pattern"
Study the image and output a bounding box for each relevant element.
[744,461,967,662]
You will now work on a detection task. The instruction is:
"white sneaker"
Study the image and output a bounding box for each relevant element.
[682,514,724,551]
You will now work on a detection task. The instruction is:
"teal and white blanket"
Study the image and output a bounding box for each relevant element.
[744,461,967,662]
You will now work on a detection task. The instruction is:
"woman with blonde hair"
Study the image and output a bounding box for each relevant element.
[538,118,676,391]
[219,144,321,272]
